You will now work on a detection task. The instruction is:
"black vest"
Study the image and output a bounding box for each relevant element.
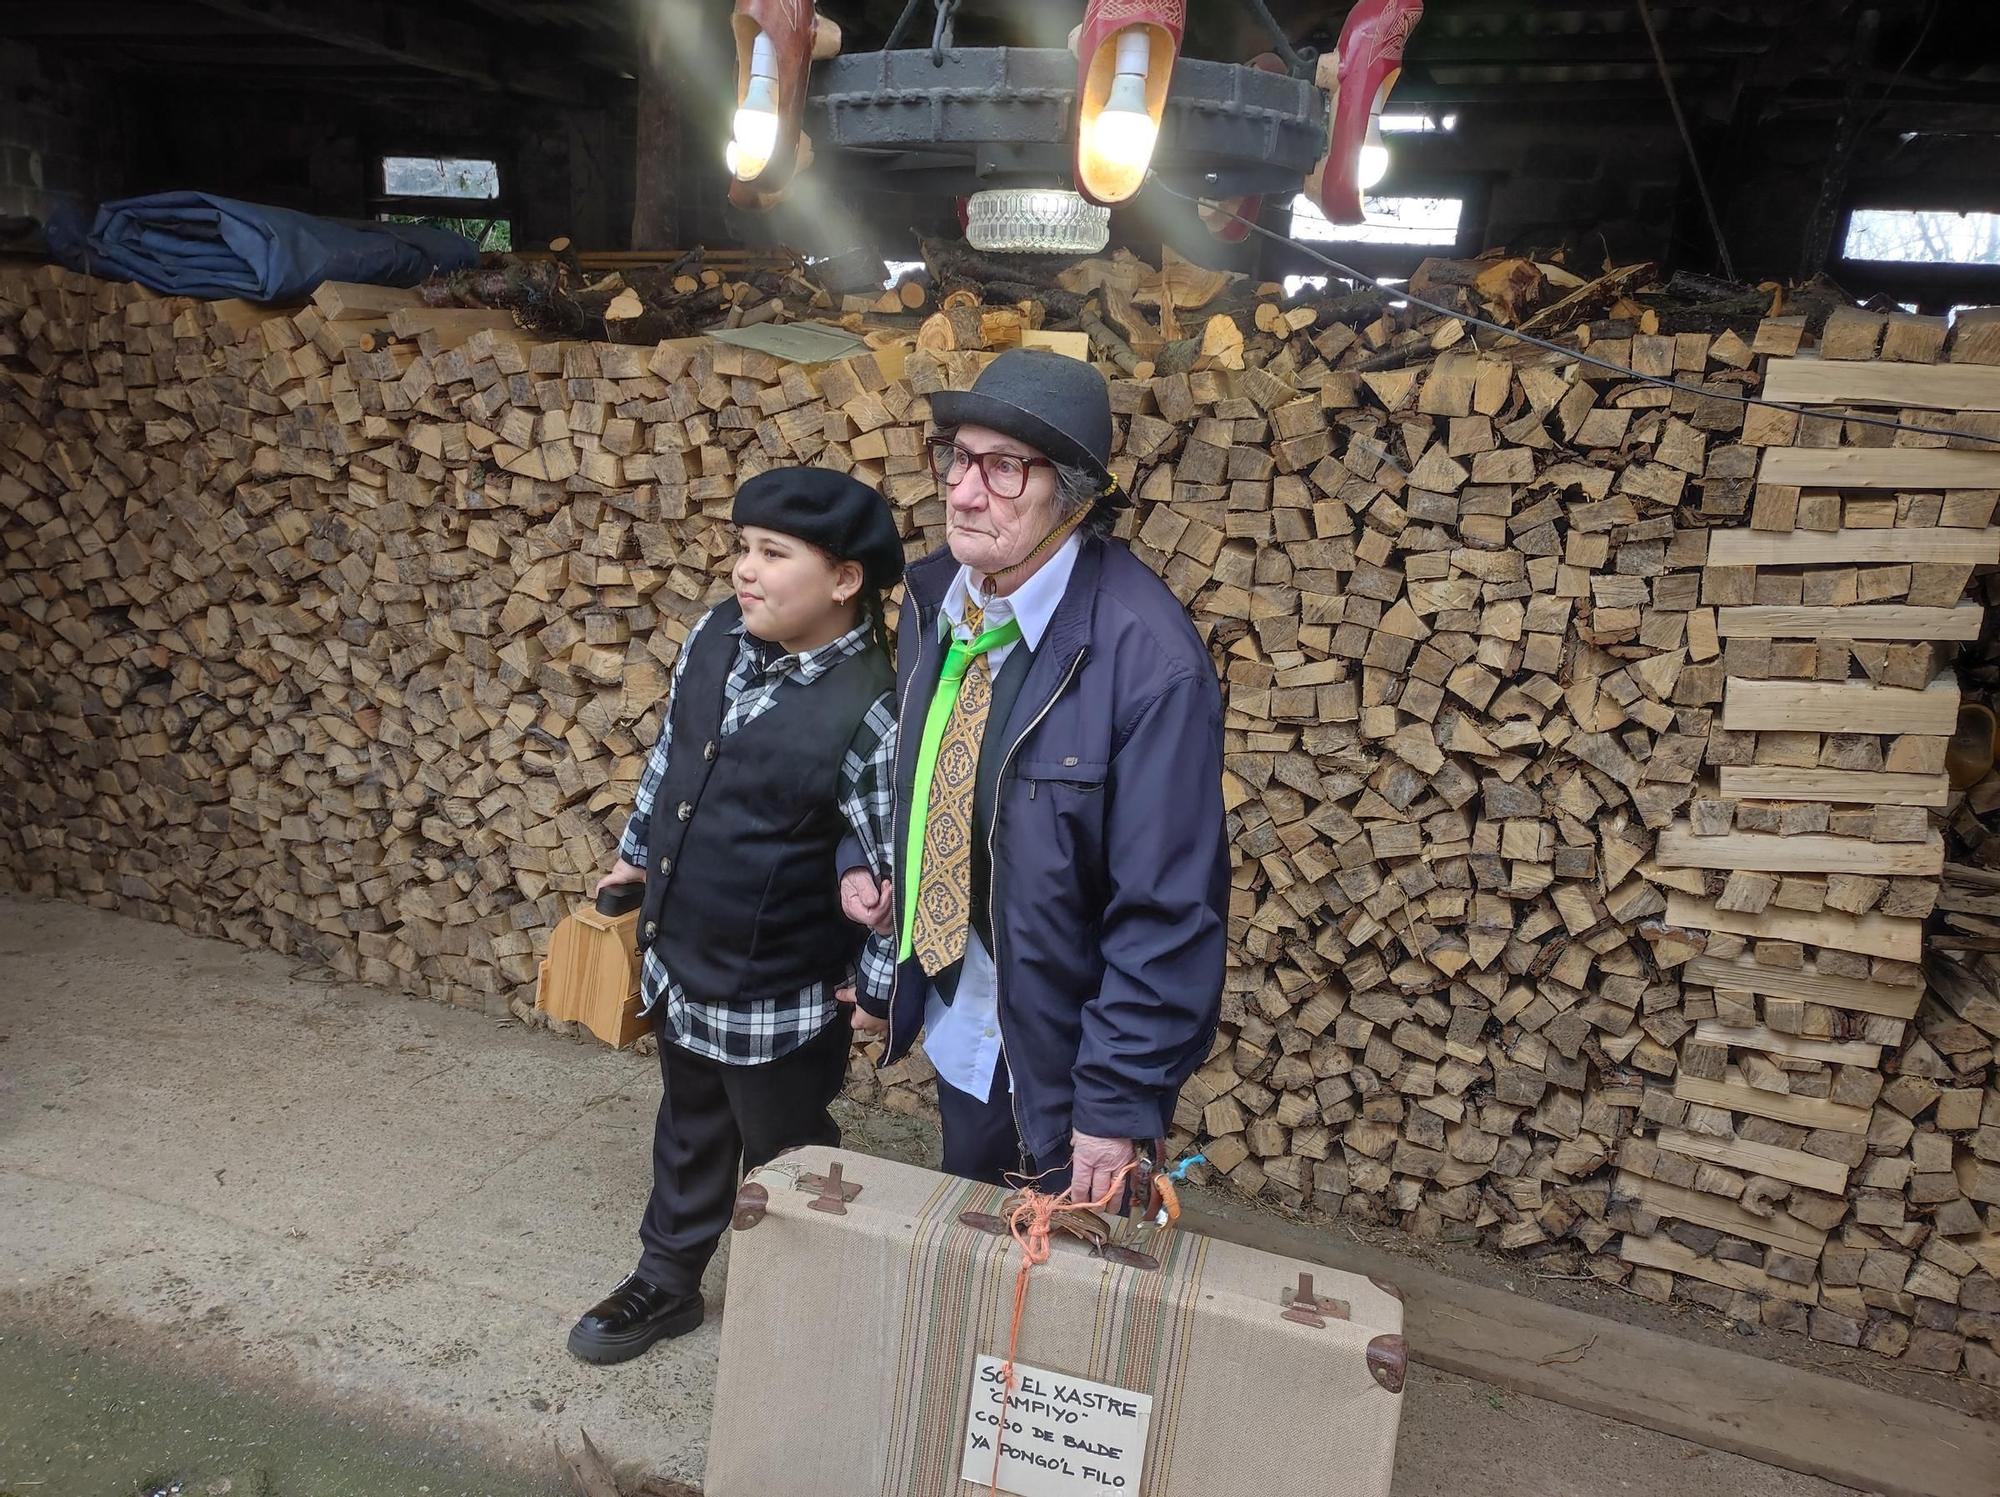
[637,600,893,1004]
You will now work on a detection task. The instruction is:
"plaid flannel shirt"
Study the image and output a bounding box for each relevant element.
[619,607,897,1064]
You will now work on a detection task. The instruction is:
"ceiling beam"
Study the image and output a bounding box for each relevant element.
[184,0,624,101]
[1405,34,1776,68]
[0,4,265,39]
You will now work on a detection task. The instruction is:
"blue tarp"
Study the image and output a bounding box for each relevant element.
[44,192,479,302]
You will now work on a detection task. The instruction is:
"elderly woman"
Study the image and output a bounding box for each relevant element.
[842,349,1228,1204]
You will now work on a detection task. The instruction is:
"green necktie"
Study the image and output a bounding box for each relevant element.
[901,604,1023,974]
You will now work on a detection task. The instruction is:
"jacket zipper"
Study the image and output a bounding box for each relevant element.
[881,615,932,1058]
[987,646,1089,1168]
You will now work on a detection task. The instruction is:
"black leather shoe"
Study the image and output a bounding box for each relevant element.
[567,1274,705,1365]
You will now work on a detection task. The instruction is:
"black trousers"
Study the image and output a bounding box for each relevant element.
[635,1006,851,1294]
[937,1058,1071,1194]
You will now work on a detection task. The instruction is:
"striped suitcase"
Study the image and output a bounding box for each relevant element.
[706,1145,1405,1497]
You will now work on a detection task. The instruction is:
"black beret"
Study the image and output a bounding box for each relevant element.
[732,466,904,590]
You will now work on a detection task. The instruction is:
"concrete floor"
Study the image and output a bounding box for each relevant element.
[0,894,1855,1496]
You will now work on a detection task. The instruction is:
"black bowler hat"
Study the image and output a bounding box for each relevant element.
[732,466,904,589]
[930,349,1130,511]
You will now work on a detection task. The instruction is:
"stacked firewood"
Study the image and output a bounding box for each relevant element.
[1603,306,2000,1376]
[0,260,1995,1379]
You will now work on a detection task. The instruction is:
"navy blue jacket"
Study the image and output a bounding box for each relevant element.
[866,534,1228,1162]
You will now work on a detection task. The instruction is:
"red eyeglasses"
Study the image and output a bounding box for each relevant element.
[926,437,1055,500]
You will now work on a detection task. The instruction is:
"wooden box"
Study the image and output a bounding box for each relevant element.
[535,886,649,1049]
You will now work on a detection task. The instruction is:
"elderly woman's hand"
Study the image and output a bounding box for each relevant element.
[1068,1133,1138,1208]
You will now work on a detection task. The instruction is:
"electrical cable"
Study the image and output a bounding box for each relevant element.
[1865,0,1944,132]
[1147,175,2000,449]
[1634,0,1738,282]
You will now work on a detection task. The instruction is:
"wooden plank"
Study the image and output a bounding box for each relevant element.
[1656,825,1943,877]
[1666,893,1923,963]
[1759,447,2000,492]
[387,306,524,348]
[1020,329,1092,361]
[1186,1201,2000,1497]
[1763,356,2000,411]
[1654,1125,1852,1195]
[1619,1232,1820,1305]
[1618,1169,1830,1253]
[1673,1070,1873,1136]
[1721,675,1958,735]
[1715,602,1982,641]
[1717,767,1948,807]
[310,281,428,321]
[1707,525,2000,565]
[1693,1019,1883,1067]
[1683,954,1924,1018]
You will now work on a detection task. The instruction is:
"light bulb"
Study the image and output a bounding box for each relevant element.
[728,32,781,181]
[730,92,779,180]
[1093,78,1158,172]
[1083,28,1159,197]
[1358,118,1390,192]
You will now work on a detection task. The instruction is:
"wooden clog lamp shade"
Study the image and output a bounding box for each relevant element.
[1072,1,1186,207]
[1309,0,1427,226]
[726,0,843,210]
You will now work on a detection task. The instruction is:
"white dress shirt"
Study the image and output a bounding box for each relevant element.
[922,530,1084,1101]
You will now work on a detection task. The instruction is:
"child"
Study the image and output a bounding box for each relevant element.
[567,466,903,1366]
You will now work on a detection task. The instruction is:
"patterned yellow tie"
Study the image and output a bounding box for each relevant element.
[910,599,1005,976]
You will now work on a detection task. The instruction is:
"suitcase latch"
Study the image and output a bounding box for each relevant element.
[1280,1272,1351,1328]
[798,1161,861,1214]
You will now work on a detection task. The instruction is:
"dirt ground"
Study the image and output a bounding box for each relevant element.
[0,893,1935,1495]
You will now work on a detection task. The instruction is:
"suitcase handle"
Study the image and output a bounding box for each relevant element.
[1127,1138,1180,1227]
[958,1207,1163,1274]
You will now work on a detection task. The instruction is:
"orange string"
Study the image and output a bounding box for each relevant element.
[984,1162,1158,1496]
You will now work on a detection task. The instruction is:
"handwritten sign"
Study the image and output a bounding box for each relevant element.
[960,1356,1153,1497]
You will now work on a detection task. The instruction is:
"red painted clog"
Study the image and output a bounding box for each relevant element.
[728,0,841,209]
[1312,0,1425,225]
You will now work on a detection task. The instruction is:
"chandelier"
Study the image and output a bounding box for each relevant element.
[721,0,1425,252]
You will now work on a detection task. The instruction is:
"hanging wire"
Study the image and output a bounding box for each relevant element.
[884,0,927,52]
[1241,0,1314,77]
[1634,0,1739,282]
[1146,175,2000,449]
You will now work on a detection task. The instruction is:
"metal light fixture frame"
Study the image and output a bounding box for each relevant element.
[729,0,1332,219]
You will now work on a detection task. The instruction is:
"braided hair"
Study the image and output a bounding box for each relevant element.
[861,581,896,666]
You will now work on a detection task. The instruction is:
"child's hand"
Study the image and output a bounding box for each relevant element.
[836,985,888,1037]
[840,870,895,936]
[595,859,646,896]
